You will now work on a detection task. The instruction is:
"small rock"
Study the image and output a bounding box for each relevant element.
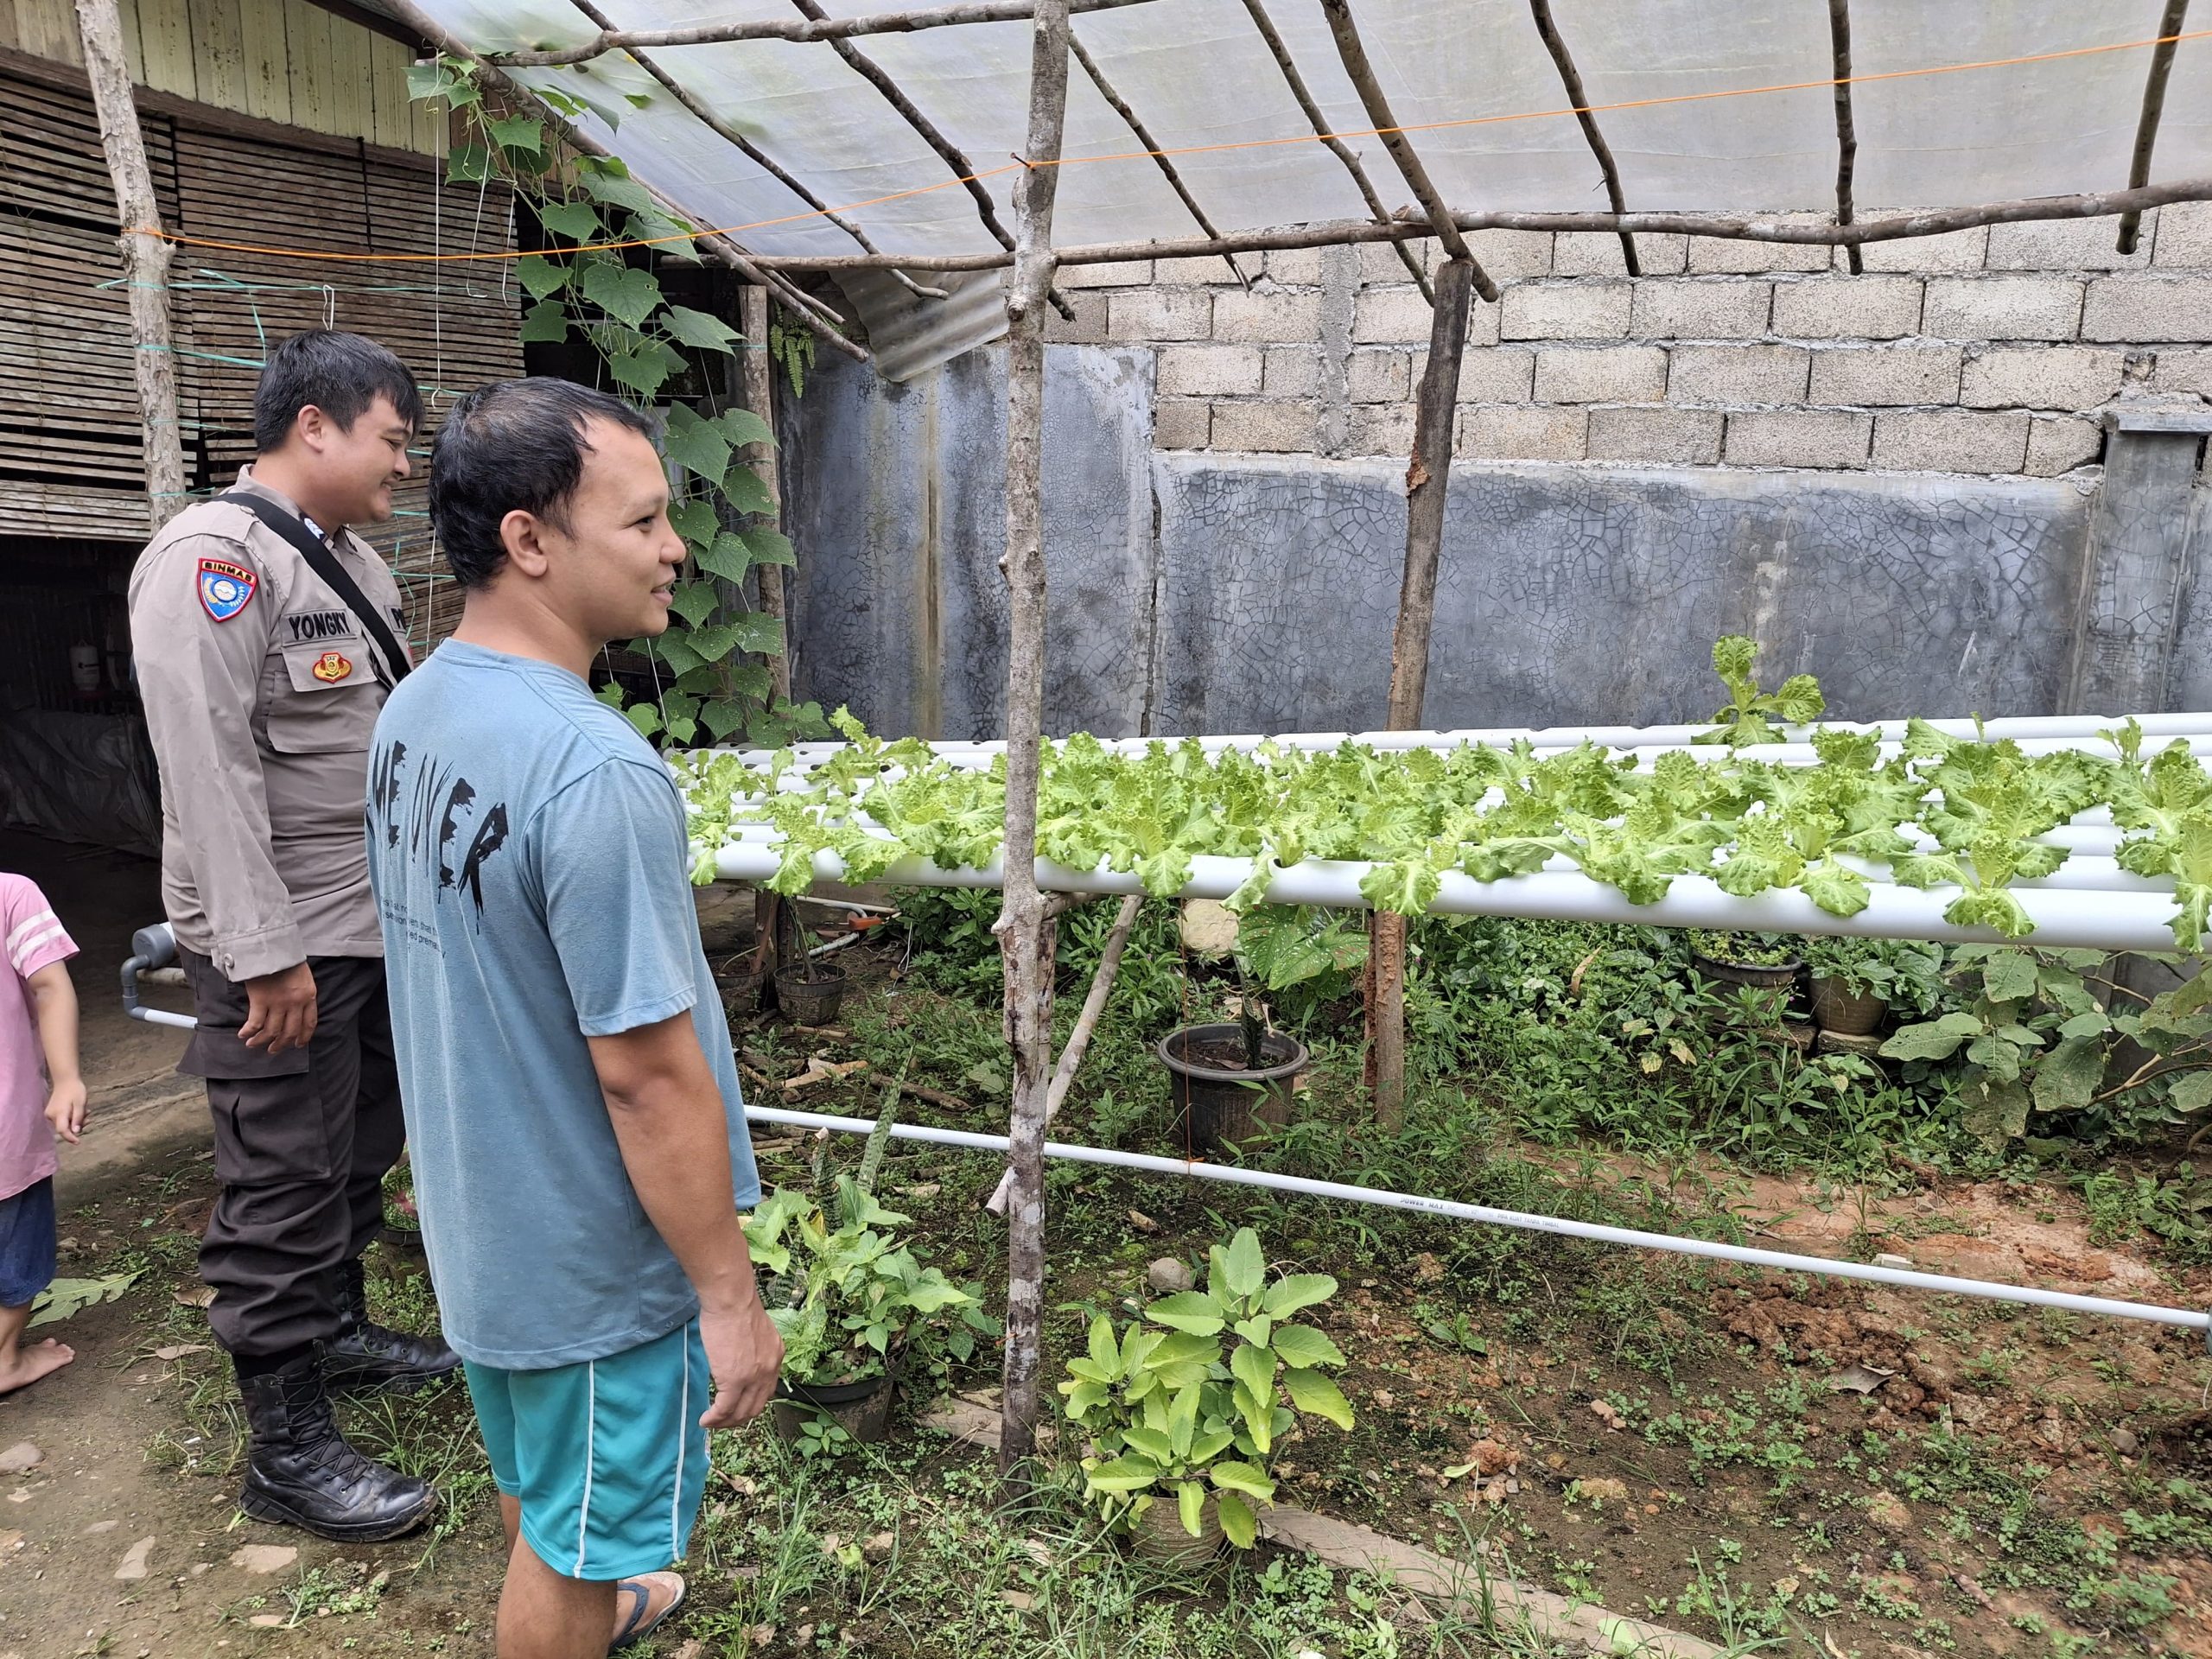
[152,1344,208,1363]
[84,1520,118,1535]
[0,1444,41,1476]
[1411,1252,1445,1284]
[1371,1389,1395,1410]
[1128,1210,1159,1235]
[114,1536,156,1580]
[747,1627,776,1649]
[1146,1257,1193,1294]
[229,1545,298,1574]
[896,1184,940,1202]
[249,1614,285,1628]
[1466,1438,1517,1476]
[1574,1477,1629,1506]
[1872,1253,1914,1269]
[861,1531,894,1563]
[2111,1427,2140,1456]
[1866,1491,1913,1533]
[671,1643,705,1659]
[1588,1399,1624,1430]
[1001,1590,1034,1610]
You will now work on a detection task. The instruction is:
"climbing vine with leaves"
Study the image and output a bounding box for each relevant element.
[407,56,827,749]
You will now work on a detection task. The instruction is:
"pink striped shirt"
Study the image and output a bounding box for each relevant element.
[1,874,77,1200]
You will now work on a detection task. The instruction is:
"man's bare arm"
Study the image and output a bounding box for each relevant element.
[588,1013,780,1426]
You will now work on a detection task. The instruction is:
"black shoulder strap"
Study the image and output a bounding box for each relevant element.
[223,492,410,685]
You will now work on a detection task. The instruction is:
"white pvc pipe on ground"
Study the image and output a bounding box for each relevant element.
[743,1105,2212,1334]
[713,843,2186,952]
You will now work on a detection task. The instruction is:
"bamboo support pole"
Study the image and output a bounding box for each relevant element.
[1317,0,1497,302]
[739,285,792,707]
[1070,33,1248,287]
[1527,0,1637,276]
[493,0,1156,67]
[726,180,2212,275]
[1827,0,1862,274]
[788,0,1075,321]
[75,0,186,531]
[1367,255,1476,1127]
[566,0,945,302]
[379,0,868,363]
[993,0,1074,1480]
[2119,0,2191,254]
[984,893,1143,1217]
[1236,0,1427,297]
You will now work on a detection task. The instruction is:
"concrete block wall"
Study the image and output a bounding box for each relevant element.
[1046,204,2212,476]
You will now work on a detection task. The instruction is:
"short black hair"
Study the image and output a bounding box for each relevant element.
[252,328,423,451]
[429,378,658,589]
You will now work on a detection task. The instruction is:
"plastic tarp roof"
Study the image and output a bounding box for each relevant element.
[408,1,2212,263]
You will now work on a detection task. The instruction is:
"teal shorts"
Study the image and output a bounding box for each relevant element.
[463,1318,710,1581]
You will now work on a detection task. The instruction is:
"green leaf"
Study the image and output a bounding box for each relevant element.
[2030,1035,2105,1114]
[1268,1324,1345,1370]
[743,527,797,567]
[699,697,750,742]
[717,407,775,449]
[486,113,544,155]
[1145,1292,1225,1337]
[578,262,664,330]
[1083,1457,1161,1495]
[683,624,743,664]
[446,143,493,184]
[515,255,571,301]
[405,62,456,103]
[1215,1491,1258,1549]
[625,702,664,740]
[2170,1071,2212,1115]
[731,612,785,656]
[1879,1012,1984,1062]
[538,200,604,243]
[581,162,658,216]
[1217,1229,1266,1301]
[696,532,752,582]
[1980,950,2039,1004]
[663,304,740,353]
[664,715,697,746]
[1167,1378,1201,1459]
[1281,1367,1356,1430]
[1961,1077,2031,1147]
[668,580,719,629]
[1206,1459,1276,1501]
[662,404,734,485]
[1177,1479,1206,1538]
[1261,1273,1337,1318]
[721,465,776,518]
[607,346,671,397]
[1122,1426,1174,1465]
[1087,1314,1119,1377]
[1231,1380,1273,1455]
[518,300,570,344]
[669,498,718,545]
[1230,1338,1277,1405]
[1231,1315,1273,1349]
[28,1268,143,1328]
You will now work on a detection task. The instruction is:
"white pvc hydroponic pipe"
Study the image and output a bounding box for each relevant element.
[713,843,2185,952]
[743,1105,2212,1335]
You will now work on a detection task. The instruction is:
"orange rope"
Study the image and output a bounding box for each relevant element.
[130,25,2212,266]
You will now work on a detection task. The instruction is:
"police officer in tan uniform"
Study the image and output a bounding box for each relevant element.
[129,330,456,1542]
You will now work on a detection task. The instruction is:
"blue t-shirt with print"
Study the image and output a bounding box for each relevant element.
[365,639,759,1370]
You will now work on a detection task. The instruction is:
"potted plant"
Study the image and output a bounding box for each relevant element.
[1158,905,1360,1152]
[772,901,849,1026]
[1060,1227,1356,1564]
[1802,937,1946,1034]
[744,1164,987,1449]
[1687,930,1804,992]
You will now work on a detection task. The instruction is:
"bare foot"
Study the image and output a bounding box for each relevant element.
[610,1570,684,1648]
[0,1339,74,1395]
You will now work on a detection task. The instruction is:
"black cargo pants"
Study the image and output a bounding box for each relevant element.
[176,949,404,1357]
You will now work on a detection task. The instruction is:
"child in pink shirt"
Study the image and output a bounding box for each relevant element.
[1,873,85,1395]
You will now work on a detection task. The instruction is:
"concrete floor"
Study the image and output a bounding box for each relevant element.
[0,829,204,1195]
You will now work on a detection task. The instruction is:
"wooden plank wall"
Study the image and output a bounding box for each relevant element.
[0,52,520,646]
[0,0,443,154]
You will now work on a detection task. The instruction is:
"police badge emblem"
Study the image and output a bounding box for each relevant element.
[311,651,353,683]
[197,557,257,621]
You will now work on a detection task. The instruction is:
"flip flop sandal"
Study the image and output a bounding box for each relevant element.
[611,1571,686,1649]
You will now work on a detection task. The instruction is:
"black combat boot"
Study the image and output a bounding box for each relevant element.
[323,1259,461,1392]
[238,1355,436,1542]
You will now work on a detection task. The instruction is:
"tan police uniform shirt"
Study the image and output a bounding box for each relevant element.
[127,467,412,983]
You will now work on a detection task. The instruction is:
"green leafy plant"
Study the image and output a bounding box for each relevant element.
[1059,1228,1354,1549]
[1881,946,2212,1147]
[1694,634,1825,747]
[29,1268,142,1328]
[1688,931,1802,968]
[407,57,826,753]
[1802,936,1947,1014]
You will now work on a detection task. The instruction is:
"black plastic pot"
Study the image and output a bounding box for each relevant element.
[1808,975,1887,1034]
[1691,952,1802,993]
[772,1370,896,1446]
[776,962,848,1027]
[1157,1024,1306,1154]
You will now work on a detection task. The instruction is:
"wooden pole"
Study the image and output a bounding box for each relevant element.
[494,0,1154,65]
[994,0,1073,1481]
[1369,255,1476,1128]
[1826,0,1863,275]
[75,0,185,532]
[1527,0,1638,276]
[740,284,792,707]
[2118,0,2191,255]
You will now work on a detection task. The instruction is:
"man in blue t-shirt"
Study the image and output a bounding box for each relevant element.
[367,377,779,1656]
